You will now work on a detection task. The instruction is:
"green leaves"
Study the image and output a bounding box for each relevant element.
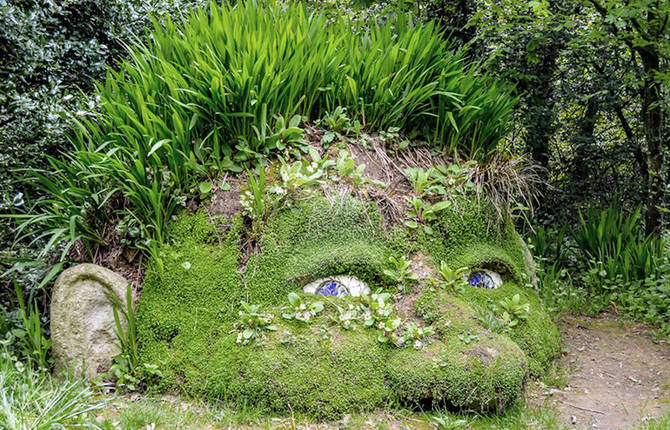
[383,255,419,290]
[198,181,213,196]
[14,281,52,369]
[13,0,516,271]
[574,203,664,284]
[234,301,277,346]
[499,294,531,327]
[107,283,139,390]
[282,292,324,323]
[436,262,468,290]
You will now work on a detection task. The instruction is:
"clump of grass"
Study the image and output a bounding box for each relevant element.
[0,346,105,429]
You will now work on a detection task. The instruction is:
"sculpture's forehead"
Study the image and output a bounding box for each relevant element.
[265,194,528,285]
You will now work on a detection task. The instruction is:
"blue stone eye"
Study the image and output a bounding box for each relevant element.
[316,280,350,297]
[469,272,495,289]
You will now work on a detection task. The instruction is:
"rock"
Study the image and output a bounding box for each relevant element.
[51,263,129,379]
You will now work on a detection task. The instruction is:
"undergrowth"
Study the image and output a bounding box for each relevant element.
[528,203,670,337]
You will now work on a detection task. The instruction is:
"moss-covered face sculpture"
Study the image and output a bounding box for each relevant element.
[137,181,560,419]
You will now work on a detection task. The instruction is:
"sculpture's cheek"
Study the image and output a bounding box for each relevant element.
[385,335,527,412]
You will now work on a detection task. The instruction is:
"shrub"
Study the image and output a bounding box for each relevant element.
[528,205,670,335]
[574,203,664,284]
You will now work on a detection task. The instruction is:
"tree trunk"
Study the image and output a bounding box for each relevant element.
[639,47,664,236]
[572,96,599,188]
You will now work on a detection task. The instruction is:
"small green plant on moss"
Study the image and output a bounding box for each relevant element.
[383,255,419,291]
[242,150,335,239]
[405,197,452,234]
[458,333,480,345]
[375,315,403,345]
[331,303,360,330]
[400,322,435,350]
[282,292,324,323]
[436,261,469,290]
[499,294,531,328]
[234,302,277,346]
[198,181,213,199]
[336,149,364,178]
[474,307,509,334]
[359,292,402,344]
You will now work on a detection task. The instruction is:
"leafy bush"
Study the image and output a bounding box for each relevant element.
[574,203,664,284]
[0,0,210,306]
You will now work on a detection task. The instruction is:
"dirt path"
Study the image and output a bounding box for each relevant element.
[531,314,670,429]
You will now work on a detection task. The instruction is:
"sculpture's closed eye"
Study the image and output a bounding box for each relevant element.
[468,270,502,289]
[303,275,370,297]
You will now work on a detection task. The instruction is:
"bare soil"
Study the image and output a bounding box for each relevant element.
[209,177,243,219]
[530,314,670,429]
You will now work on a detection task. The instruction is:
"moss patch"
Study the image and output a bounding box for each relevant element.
[424,199,528,281]
[244,195,400,306]
[386,334,527,412]
[454,282,561,376]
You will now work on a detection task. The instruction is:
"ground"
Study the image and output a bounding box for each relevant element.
[530,314,670,429]
[95,314,670,430]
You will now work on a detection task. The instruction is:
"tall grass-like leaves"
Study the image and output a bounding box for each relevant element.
[80,0,515,164]
[14,281,51,369]
[0,352,105,429]
[5,153,114,260]
[573,203,664,283]
[14,0,516,258]
[108,284,138,373]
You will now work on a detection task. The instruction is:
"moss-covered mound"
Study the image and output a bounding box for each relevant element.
[136,192,560,419]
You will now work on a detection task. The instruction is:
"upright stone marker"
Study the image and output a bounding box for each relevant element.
[51,263,128,379]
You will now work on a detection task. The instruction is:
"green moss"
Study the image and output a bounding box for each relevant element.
[414,287,443,324]
[455,282,561,376]
[386,334,527,412]
[424,199,527,280]
[420,199,561,376]
[204,322,389,420]
[244,195,398,306]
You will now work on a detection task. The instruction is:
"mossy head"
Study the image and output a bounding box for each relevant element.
[136,157,560,419]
